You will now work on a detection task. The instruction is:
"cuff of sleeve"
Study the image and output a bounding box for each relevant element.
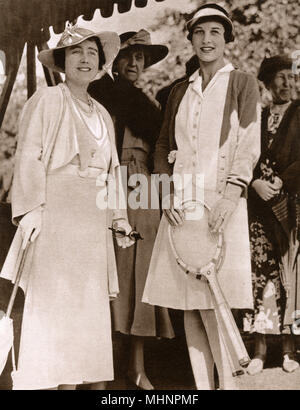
[223,183,243,204]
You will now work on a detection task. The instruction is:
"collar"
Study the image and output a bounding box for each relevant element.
[188,63,235,83]
[269,100,291,115]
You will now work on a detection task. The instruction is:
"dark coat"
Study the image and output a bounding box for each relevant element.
[88,75,162,169]
[268,101,300,196]
[249,101,300,214]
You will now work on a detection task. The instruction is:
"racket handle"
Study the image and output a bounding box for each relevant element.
[6,243,30,318]
[207,274,250,367]
[217,301,250,367]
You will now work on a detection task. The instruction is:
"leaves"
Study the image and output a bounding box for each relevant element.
[1,0,299,198]
[138,0,299,99]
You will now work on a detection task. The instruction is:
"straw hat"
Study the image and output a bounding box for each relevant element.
[38,25,120,74]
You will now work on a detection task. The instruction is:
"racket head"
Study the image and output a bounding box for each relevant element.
[168,199,224,277]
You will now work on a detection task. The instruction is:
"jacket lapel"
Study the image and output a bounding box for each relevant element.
[168,80,190,150]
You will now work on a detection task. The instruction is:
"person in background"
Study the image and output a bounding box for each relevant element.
[142,3,261,390]
[156,54,199,114]
[1,25,133,390]
[246,55,300,375]
[89,29,174,390]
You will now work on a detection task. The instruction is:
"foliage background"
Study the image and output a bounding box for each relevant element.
[0,0,299,198]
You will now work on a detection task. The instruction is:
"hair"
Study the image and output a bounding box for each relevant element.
[185,54,200,76]
[187,3,234,43]
[53,36,106,72]
[113,45,151,73]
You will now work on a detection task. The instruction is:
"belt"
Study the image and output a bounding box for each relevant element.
[48,163,106,179]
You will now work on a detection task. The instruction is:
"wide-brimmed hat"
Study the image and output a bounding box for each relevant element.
[186,3,234,43]
[117,29,168,68]
[258,55,293,86]
[38,25,120,74]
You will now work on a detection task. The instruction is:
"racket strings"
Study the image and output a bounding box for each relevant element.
[171,204,220,270]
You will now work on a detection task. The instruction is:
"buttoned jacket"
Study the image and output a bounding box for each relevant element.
[154,69,261,198]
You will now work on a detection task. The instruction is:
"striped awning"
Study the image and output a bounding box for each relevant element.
[0,0,166,52]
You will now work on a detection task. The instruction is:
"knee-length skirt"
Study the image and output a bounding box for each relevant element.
[142,195,254,311]
[12,172,114,390]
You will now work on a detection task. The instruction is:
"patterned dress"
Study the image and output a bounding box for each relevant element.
[245,102,291,335]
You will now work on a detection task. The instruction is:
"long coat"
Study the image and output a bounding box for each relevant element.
[1,84,125,298]
[89,75,174,338]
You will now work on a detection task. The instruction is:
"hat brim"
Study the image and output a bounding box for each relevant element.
[38,31,120,73]
[187,14,233,31]
[119,44,168,68]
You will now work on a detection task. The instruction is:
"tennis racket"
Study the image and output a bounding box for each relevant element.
[168,199,250,375]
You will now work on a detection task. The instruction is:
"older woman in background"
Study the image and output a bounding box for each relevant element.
[89,29,174,390]
[246,55,300,375]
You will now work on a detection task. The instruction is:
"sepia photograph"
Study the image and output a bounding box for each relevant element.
[0,0,299,394]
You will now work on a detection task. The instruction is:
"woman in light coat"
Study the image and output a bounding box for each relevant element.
[1,26,133,390]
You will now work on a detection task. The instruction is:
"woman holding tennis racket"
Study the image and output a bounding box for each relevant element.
[143,3,261,390]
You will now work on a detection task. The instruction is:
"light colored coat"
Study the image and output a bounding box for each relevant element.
[1,84,125,297]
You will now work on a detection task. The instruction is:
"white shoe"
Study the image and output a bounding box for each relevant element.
[246,358,264,375]
[282,354,299,373]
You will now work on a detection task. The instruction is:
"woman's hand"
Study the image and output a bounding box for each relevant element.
[19,207,43,249]
[252,179,279,201]
[162,193,184,226]
[112,219,135,248]
[209,198,237,233]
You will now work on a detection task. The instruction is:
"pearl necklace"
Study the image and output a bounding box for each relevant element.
[71,92,94,114]
[73,101,103,141]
